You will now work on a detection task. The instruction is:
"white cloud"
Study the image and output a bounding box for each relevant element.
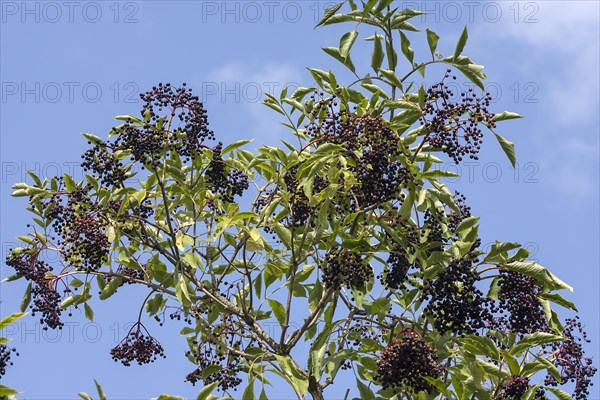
[475,2,599,201]
[194,61,304,143]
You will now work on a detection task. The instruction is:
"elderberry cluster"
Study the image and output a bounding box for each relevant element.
[205,142,249,203]
[381,246,414,290]
[376,329,443,395]
[82,83,215,186]
[44,185,109,272]
[0,344,18,377]
[490,270,547,334]
[320,247,373,289]
[306,96,413,209]
[5,252,63,329]
[185,345,242,392]
[110,325,165,366]
[545,317,597,400]
[420,71,496,164]
[184,312,251,392]
[423,253,490,335]
[282,166,327,227]
[447,191,472,233]
[496,376,547,400]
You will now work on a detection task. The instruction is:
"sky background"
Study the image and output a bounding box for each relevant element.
[0,1,599,399]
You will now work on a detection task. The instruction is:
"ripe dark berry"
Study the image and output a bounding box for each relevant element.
[420,74,495,164]
[205,142,249,203]
[491,270,548,334]
[0,344,18,377]
[82,83,216,186]
[306,97,413,209]
[376,328,443,395]
[497,376,547,400]
[423,252,491,335]
[110,323,165,366]
[544,317,597,400]
[6,252,63,329]
[320,247,373,290]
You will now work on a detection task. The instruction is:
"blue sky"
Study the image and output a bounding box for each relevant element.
[1,1,598,398]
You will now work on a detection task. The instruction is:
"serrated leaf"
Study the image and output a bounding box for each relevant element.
[546,387,572,400]
[510,332,565,357]
[176,277,192,308]
[0,385,20,395]
[371,34,384,71]
[356,379,375,399]
[195,381,218,400]
[274,355,308,395]
[539,293,577,311]
[493,111,524,122]
[399,31,414,64]
[99,276,122,300]
[0,312,27,330]
[84,303,94,321]
[502,261,573,292]
[268,299,286,326]
[82,133,103,145]
[94,379,106,400]
[20,282,32,312]
[339,30,358,61]
[64,173,77,192]
[426,28,440,56]
[493,132,517,168]
[221,139,254,155]
[453,25,468,60]
[379,69,403,89]
[315,2,344,27]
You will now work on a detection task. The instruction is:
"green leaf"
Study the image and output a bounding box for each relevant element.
[182,252,203,271]
[315,2,344,27]
[493,132,517,168]
[0,312,27,330]
[419,170,460,179]
[78,393,93,400]
[539,293,577,311]
[321,47,356,73]
[84,303,94,321]
[454,63,486,91]
[99,276,122,300]
[242,380,255,400]
[268,299,286,326]
[356,379,375,399]
[510,332,565,357]
[493,111,524,122]
[82,132,103,145]
[196,382,219,400]
[94,379,107,400]
[64,173,77,192]
[221,139,254,155]
[20,282,32,312]
[502,261,573,292]
[339,30,358,61]
[399,31,414,64]
[308,320,340,380]
[453,25,468,61]
[371,34,384,71]
[274,355,308,395]
[426,28,440,56]
[176,276,192,308]
[546,387,572,400]
[0,385,20,395]
[379,69,404,89]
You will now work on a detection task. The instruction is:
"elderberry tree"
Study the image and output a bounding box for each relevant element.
[2,2,597,399]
